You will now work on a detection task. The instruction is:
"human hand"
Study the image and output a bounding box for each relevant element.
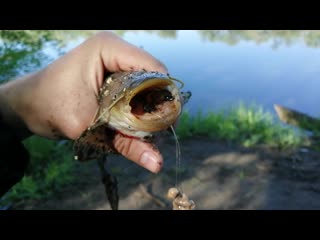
[0,31,168,173]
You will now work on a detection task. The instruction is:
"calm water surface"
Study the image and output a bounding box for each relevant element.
[67,30,320,117]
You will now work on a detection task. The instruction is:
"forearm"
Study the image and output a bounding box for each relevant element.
[0,75,34,140]
[0,78,32,198]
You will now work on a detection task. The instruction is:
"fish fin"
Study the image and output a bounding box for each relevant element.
[97,157,119,210]
[73,124,118,161]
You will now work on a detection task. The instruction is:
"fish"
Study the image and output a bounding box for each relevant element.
[73,71,191,210]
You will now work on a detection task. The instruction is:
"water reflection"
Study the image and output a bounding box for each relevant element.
[114,30,177,39]
[116,30,320,117]
[1,30,319,117]
[0,30,98,82]
[198,30,320,48]
[114,30,320,48]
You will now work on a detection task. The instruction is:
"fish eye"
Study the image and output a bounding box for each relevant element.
[164,94,174,101]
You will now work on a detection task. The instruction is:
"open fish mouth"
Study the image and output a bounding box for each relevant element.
[128,78,180,119]
[130,87,175,115]
[107,74,185,139]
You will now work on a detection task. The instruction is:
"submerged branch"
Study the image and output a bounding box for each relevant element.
[274,104,320,132]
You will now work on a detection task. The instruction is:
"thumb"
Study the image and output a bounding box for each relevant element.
[113,133,163,173]
[98,31,168,74]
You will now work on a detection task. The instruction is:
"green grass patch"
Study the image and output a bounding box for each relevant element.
[0,103,308,207]
[1,136,76,205]
[176,103,306,148]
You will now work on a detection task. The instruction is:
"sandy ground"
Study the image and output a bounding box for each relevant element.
[15,136,320,210]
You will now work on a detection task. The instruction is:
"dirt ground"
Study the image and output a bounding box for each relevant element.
[15,136,320,210]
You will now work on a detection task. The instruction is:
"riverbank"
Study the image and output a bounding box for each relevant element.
[2,105,319,210]
[13,136,320,210]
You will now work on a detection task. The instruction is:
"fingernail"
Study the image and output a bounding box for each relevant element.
[140,151,161,173]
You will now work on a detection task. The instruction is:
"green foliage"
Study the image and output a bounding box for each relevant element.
[176,103,305,149]
[0,30,100,205]
[198,30,320,48]
[114,30,320,49]
[0,30,98,82]
[3,30,320,82]
[0,104,307,206]
[114,30,177,39]
[0,30,314,207]
[1,136,75,204]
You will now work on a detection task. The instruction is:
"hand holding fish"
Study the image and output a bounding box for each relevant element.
[0,31,169,173]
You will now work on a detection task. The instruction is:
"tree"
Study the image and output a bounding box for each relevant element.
[0,30,98,82]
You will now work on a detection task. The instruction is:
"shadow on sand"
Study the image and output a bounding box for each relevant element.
[18,136,320,210]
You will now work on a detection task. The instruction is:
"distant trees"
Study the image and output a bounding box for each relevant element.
[198,30,320,48]
[0,30,98,82]
[2,30,320,82]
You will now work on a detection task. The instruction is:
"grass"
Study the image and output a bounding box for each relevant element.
[0,103,307,207]
[176,103,306,148]
[1,136,76,205]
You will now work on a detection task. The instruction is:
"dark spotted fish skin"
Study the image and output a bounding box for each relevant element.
[97,157,118,210]
[73,124,120,210]
[73,125,117,161]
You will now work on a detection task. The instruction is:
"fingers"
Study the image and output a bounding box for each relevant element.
[97,31,168,74]
[113,133,163,173]
[87,31,166,173]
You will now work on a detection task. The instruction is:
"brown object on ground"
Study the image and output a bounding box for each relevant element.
[167,187,195,210]
[139,184,166,208]
[12,137,320,210]
[274,104,320,132]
